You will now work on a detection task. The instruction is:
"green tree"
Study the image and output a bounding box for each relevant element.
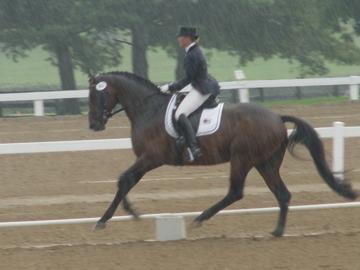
[148,0,360,79]
[326,0,360,39]
[0,0,125,114]
[194,0,360,77]
[112,0,196,79]
[145,0,198,80]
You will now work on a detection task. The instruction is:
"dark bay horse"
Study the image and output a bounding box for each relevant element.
[88,71,357,237]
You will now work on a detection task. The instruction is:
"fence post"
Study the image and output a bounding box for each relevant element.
[234,70,249,103]
[332,121,344,180]
[34,100,45,116]
[349,76,359,101]
[155,215,186,241]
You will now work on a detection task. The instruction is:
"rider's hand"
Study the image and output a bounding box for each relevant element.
[159,84,170,93]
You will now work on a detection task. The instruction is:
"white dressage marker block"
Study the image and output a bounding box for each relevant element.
[155,215,186,241]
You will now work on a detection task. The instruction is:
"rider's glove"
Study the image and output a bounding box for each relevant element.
[159,84,170,93]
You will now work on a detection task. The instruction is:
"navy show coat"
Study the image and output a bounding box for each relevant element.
[169,44,220,96]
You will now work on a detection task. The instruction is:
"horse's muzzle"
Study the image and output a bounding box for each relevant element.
[89,122,105,131]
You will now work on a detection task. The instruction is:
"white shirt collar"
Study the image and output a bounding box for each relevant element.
[185,42,196,53]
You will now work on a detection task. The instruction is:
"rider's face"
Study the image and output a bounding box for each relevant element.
[177,36,193,48]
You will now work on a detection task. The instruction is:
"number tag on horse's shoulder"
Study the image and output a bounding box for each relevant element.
[96,81,107,91]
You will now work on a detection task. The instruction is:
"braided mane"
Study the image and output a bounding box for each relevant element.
[103,71,161,93]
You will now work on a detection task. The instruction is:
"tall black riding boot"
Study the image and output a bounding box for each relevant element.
[177,114,202,161]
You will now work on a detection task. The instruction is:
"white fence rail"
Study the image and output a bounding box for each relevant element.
[1,76,360,116]
[1,122,360,238]
[0,138,132,154]
[1,122,359,180]
[1,202,360,241]
[1,202,359,229]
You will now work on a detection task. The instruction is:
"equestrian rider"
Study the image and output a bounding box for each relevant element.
[160,26,220,161]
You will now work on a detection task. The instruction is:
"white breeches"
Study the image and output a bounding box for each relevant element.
[175,86,211,120]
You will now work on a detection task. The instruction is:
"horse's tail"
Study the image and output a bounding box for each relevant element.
[281,115,357,200]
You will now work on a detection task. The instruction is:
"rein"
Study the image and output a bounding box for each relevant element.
[106,92,162,118]
[106,106,124,118]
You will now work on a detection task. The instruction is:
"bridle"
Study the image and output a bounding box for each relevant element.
[94,81,124,122]
[101,90,125,122]
[105,105,124,119]
[92,79,163,123]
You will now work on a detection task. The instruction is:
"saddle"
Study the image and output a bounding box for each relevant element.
[164,93,224,164]
[172,93,219,134]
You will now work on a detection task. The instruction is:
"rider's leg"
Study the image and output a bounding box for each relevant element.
[177,114,202,160]
[175,88,211,160]
[175,88,211,120]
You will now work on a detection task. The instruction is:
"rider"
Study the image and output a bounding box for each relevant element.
[160,26,220,161]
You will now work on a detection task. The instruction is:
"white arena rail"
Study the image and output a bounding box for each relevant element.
[1,122,358,179]
[1,202,360,241]
[0,90,88,116]
[1,75,359,116]
[0,122,359,239]
[1,202,359,229]
[0,138,132,154]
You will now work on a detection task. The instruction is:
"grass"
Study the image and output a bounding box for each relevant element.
[1,45,360,90]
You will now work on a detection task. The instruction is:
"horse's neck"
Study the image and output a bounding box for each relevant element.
[120,88,170,124]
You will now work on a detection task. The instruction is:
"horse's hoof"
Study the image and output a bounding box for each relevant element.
[93,221,107,231]
[271,229,283,237]
[191,219,203,229]
[128,209,140,220]
[123,199,140,219]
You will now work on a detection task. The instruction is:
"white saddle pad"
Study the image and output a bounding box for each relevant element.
[165,95,224,138]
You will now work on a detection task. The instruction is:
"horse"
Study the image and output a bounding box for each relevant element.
[88,71,357,237]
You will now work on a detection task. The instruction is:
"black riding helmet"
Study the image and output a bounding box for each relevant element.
[177,26,199,40]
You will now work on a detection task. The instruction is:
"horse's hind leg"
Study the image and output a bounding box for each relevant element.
[193,157,250,226]
[256,148,291,237]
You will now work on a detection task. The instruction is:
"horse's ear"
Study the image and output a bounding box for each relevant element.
[88,71,96,85]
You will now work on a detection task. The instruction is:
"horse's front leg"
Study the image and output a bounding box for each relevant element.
[122,196,138,219]
[94,156,160,230]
